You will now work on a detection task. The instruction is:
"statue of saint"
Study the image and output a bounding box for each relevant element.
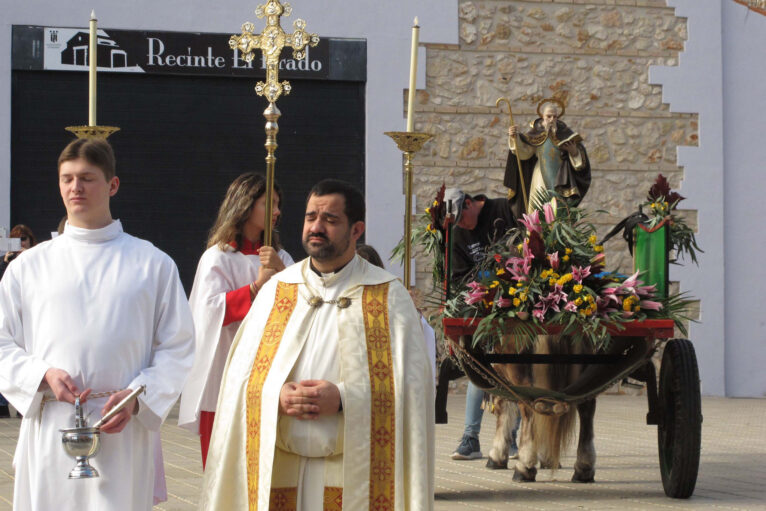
[504,99,591,219]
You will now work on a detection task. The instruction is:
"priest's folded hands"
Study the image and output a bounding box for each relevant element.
[278,379,341,420]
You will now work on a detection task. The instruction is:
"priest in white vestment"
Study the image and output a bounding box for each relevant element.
[178,173,293,468]
[0,138,194,510]
[201,180,434,510]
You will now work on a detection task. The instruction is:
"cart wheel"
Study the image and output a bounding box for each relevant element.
[657,338,701,498]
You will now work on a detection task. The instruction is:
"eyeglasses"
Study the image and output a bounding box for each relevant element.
[19,236,29,241]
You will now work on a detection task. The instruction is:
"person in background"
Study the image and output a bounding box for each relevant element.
[178,173,294,469]
[442,188,520,462]
[0,224,36,280]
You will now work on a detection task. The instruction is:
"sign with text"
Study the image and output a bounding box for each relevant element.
[13,26,365,82]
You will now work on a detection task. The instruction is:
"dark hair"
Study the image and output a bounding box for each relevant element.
[207,173,282,250]
[58,138,116,180]
[10,224,36,247]
[307,179,365,224]
[356,244,385,269]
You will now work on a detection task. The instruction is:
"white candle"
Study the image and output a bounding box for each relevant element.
[406,17,419,132]
[89,10,97,126]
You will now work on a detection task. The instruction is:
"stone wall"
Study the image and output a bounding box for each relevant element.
[411,0,699,319]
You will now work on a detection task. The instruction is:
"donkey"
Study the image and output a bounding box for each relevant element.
[485,334,597,483]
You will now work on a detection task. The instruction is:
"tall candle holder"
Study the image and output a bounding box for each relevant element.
[65,12,119,140]
[384,131,433,289]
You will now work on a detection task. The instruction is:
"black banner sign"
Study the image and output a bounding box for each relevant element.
[12,25,366,82]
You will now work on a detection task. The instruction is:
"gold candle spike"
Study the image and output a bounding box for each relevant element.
[65,11,119,139]
[230,1,319,247]
[384,131,433,289]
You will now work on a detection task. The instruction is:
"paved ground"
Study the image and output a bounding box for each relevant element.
[0,390,764,510]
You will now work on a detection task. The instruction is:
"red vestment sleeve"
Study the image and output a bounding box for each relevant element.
[223,285,252,326]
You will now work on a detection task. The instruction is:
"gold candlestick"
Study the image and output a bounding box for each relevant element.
[66,11,119,140]
[230,0,319,247]
[384,131,433,289]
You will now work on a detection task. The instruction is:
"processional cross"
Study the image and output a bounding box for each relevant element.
[229,1,318,246]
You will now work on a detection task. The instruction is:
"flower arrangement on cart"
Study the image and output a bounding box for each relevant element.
[444,188,694,352]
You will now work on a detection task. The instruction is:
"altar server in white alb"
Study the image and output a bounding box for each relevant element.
[0,138,195,511]
[178,172,293,468]
[201,179,435,510]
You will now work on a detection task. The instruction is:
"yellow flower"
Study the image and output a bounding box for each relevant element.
[425,207,431,214]
[513,298,521,307]
[489,280,500,289]
[594,245,604,253]
[426,224,436,233]
[519,293,527,302]
[586,294,595,304]
[557,274,573,286]
[622,296,636,312]
[651,202,657,209]
[565,248,573,255]
[634,305,641,312]
[516,282,524,288]
[573,284,583,294]
[496,268,506,276]
[508,287,517,295]
[549,278,557,286]
[579,309,587,317]
[574,297,583,306]
[540,269,550,279]
[588,235,597,245]
[562,255,570,262]
[585,307,593,316]
[432,200,438,207]
[517,243,524,252]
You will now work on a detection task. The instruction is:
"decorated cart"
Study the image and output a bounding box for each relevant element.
[418,176,703,499]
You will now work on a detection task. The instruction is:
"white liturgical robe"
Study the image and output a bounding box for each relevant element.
[178,245,293,433]
[201,255,435,510]
[0,221,195,511]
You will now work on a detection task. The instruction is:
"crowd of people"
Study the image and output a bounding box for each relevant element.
[0,99,589,510]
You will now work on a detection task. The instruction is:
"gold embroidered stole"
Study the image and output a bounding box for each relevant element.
[246,282,298,510]
[362,282,396,508]
[268,487,343,511]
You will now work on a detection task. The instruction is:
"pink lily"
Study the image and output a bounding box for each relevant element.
[571,265,591,283]
[639,299,663,311]
[564,301,578,313]
[519,210,542,234]
[543,200,556,224]
[548,251,560,270]
[636,283,658,297]
[496,297,513,308]
[533,309,545,321]
[464,282,488,305]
